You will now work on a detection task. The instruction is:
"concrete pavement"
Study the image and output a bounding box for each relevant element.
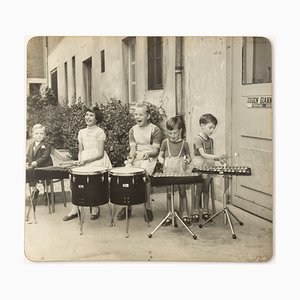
[24,182,272,262]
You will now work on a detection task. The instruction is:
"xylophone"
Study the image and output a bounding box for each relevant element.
[149,172,201,240]
[192,165,252,239]
[150,172,202,186]
[26,164,76,216]
[30,166,71,180]
[192,166,251,176]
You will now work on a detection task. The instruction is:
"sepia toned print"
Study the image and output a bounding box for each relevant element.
[25,36,272,262]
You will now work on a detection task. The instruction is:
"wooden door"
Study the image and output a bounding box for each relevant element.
[230,37,273,221]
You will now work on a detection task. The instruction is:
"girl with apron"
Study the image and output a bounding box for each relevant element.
[158,116,192,226]
[116,103,162,222]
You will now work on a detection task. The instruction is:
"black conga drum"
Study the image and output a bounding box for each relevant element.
[109,166,148,238]
[70,166,109,207]
[109,166,147,206]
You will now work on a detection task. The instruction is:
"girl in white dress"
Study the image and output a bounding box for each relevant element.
[63,106,112,221]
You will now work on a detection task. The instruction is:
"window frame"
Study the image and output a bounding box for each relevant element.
[147,37,163,90]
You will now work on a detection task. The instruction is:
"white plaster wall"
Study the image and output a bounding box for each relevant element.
[47,36,125,105]
[184,37,227,198]
[47,36,177,123]
[184,37,227,157]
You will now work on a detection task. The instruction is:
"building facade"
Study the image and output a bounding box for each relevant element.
[26,36,47,95]
[28,36,273,221]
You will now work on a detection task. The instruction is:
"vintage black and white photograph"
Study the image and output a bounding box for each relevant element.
[4,0,300,299]
[25,36,272,262]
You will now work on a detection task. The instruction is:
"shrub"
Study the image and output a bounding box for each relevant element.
[26,87,68,148]
[99,99,136,167]
[61,102,88,160]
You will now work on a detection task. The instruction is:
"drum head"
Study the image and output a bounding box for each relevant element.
[70,166,107,175]
[109,166,145,176]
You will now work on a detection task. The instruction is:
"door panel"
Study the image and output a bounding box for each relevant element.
[231,37,273,221]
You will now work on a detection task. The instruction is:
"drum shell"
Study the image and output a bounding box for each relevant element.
[70,172,109,206]
[109,173,146,205]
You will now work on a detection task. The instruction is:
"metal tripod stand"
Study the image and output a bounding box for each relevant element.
[148,184,197,240]
[198,176,243,239]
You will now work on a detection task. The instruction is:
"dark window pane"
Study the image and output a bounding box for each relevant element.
[130,44,136,61]
[131,64,136,82]
[148,37,163,90]
[29,83,41,95]
[131,84,136,103]
[242,37,272,84]
[155,58,162,87]
[101,50,105,73]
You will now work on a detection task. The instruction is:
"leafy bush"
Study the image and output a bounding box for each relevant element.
[99,99,136,167]
[144,101,166,129]
[61,102,88,160]
[26,88,68,148]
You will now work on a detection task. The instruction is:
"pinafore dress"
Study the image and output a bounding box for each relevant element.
[163,139,186,175]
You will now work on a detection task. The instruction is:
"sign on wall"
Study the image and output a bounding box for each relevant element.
[246,96,272,108]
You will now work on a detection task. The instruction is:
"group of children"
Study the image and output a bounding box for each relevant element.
[26,103,227,226]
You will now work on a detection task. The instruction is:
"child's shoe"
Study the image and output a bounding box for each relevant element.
[162,218,172,226]
[191,214,200,223]
[202,212,211,221]
[183,217,192,227]
[90,207,100,220]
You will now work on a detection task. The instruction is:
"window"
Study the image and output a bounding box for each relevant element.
[50,68,58,103]
[29,83,41,95]
[72,56,76,103]
[123,37,137,104]
[129,42,136,102]
[148,37,163,90]
[82,57,92,105]
[242,37,272,84]
[101,50,105,73]
[64,62,68,103]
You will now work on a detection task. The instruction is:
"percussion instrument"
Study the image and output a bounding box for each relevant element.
[70,166,109,207]
[148,172,200,240]
[192,166,251,176]
[26,164,76,213]
[26,161,77,182]
[32,166,70,180]
[192,165,252,239]
[109,167,147,206]
[150,172,202,186]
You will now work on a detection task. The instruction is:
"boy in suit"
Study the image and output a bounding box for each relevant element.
[26,124,53,200]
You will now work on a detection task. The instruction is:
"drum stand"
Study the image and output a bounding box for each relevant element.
[121,204,151,238]
[77,206,87,235]
[76,204,118,235]
[148,185,197,240]
[108,203,117,227]
[198,176,243,239]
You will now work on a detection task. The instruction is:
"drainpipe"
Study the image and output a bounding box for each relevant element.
[175,37,183,115]
[45,36,49,86]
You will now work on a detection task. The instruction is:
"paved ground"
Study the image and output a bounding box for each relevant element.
[24,181,272,262]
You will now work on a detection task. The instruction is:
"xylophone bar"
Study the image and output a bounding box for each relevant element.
[150,173,202,186]
[192,166,251,176]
